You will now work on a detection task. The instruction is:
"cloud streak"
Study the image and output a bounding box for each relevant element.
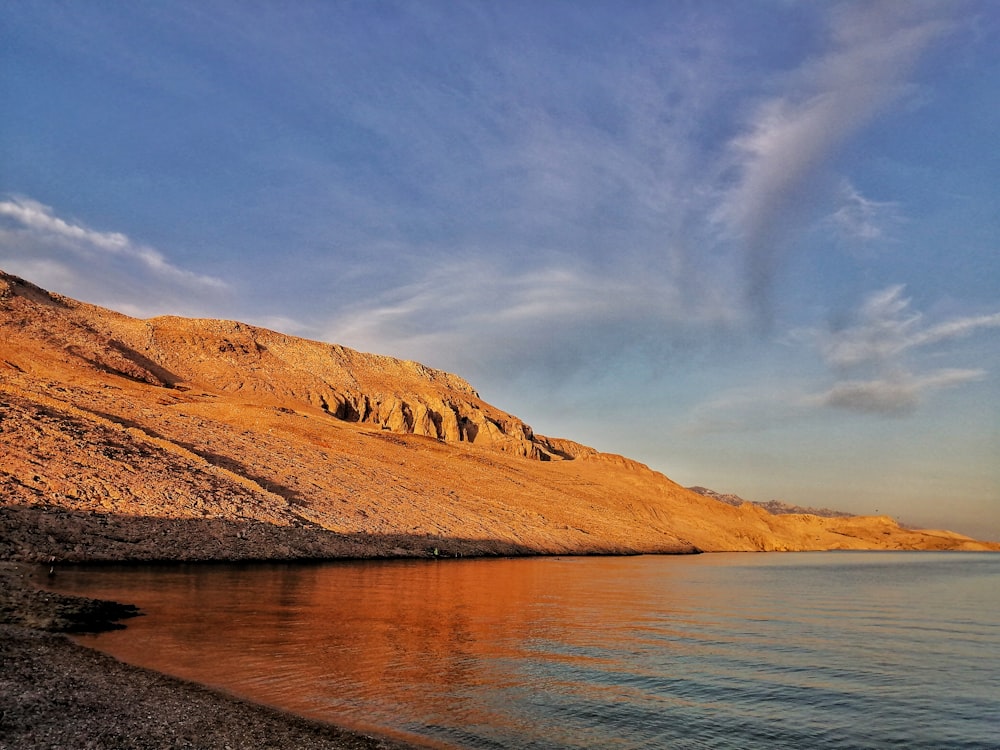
[685,284,1000,431]
[813,285,999,415]
[0,196,226,290]
[309,3,965,392]
[827,180,902,243]
[0,196,230,319]
[813,369,986,416]
[818,285,1000,371]
[326,258,743,383]
[322,4,953,359]
[718,2,953,309]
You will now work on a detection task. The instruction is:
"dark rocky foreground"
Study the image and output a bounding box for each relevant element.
[0,563,419,750]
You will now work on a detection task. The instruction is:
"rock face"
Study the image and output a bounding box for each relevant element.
[2,269,997,562]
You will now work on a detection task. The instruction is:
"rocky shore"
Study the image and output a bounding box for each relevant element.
[0,563,418,750]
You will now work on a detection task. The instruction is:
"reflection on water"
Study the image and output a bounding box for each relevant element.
[53,553,1000,749]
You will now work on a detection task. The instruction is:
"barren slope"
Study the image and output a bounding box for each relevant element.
[2,270,995,561]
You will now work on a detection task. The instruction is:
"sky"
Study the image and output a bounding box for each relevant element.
[2,1,999,540]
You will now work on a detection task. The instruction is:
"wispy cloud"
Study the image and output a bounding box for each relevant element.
[718,2,953,309]
[0,196,226,290]
[812,368,986,416]
[811,285,999,415]
[303,15,754,379]
[827,180,902,243]
[681,385,815,436]
[314,4,965,388]
[818,285,1000,371]
[0,195,230,318]
[326,258,742,382]
[685,285,1000,430]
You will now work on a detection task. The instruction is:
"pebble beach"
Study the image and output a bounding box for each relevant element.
[0,563,417,750]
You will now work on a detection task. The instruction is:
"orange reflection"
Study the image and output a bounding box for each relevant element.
[58,558,698,745]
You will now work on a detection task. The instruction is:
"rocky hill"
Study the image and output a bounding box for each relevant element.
[687,487,855,519]
[2,269,996,561]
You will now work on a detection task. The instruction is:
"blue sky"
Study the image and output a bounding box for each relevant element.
[2,1,998,539]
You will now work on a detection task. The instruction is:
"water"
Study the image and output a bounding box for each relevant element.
[50,552,1000,749]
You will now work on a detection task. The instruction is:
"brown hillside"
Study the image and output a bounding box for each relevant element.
[1,270,996,561]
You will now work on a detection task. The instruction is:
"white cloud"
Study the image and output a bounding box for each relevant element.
[812,369,986,416]
[0,195,236,322]
[827,180,902,243]
[908,312,1000,349]
[0,196,227,291]
[818,284,918,368]
[817,285,1000,371]
[685,284,999,430]
[0,196,128,253]
[325,258,742,380]
[717,3,952,303]
[810,285,999,415]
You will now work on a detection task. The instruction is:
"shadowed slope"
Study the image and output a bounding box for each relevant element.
[2,270,996,560]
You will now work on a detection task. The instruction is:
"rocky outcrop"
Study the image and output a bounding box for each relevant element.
[303,387,551,460]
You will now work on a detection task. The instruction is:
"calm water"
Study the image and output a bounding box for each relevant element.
[51,553,1000,749]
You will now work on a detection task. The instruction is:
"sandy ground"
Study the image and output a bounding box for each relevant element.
[0,563,420,750]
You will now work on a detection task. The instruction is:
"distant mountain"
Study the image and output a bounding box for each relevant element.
[2,269,995,562]
[687,487,855,519]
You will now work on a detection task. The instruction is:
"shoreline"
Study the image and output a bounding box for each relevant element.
[0,562,425,750]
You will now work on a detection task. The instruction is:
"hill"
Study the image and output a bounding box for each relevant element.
[2,269,996,561]
[687,487,855,519]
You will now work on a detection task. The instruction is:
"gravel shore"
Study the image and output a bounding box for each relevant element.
[0,564,420,750]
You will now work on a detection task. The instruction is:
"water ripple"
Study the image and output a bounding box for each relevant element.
[60,552,1000,750]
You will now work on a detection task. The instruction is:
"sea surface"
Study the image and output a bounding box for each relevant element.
[52,552,999,749]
